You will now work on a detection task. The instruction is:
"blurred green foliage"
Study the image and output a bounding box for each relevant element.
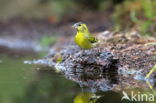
[48,0,76,21]
[112,0,156,35]
[40,35,58,47]
[0,0,123,20]
[0,0,76,20]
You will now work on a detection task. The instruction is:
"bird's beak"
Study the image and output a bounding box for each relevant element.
[72,24,78,29]
[72,22,81,29]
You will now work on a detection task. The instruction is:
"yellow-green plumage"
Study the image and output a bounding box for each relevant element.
[73,22,97,49]
[74,92,97,103]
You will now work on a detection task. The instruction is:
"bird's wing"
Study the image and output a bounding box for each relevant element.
[84,33,97,43]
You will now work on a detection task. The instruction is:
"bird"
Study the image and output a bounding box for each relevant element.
[74,92,97,103]
[72,22,98,49]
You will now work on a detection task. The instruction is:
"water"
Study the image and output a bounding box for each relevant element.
[0,43,155,103]
[0,55,79,103]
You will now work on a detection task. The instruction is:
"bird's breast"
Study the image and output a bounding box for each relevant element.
[74,33,92,49]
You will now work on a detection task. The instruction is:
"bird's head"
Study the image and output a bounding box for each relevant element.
[72,22,89,33]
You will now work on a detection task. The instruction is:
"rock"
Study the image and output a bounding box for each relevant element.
[26,30,156,92]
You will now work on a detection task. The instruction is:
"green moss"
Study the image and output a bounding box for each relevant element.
[40,35,58,47]
[112,0,156,36]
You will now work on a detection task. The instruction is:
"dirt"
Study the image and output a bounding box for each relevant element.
[99,31,156,90]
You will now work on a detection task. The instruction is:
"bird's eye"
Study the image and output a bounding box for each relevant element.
[78,24,81,26]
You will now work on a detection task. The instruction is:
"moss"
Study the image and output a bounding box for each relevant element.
[40,35,58,47]
[112,0,156,36]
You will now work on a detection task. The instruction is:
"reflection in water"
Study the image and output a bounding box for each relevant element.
[0,56,36,103]
[13,68,78,103]
[0,55,156,103]
[74,92,97,103]
[74,90,156,103]
[74,91,122,103]
[0,56,78,103]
